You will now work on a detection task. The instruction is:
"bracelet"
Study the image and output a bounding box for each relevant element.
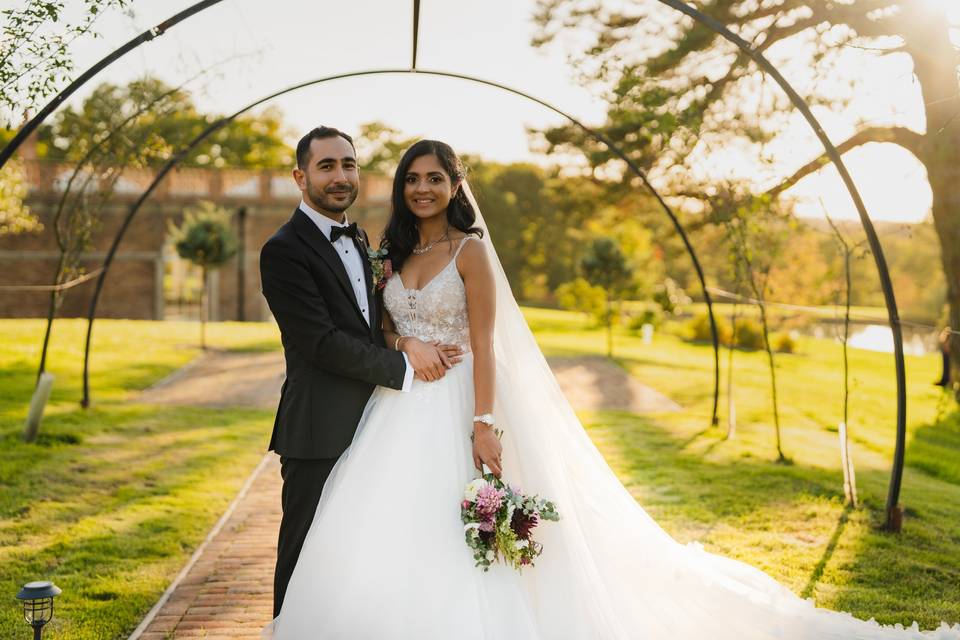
[473,413,495,426]
[470,425,503,441]
[394,335,407,351]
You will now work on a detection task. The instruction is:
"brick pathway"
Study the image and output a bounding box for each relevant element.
[132,454,281,639]
[129,350,677,638]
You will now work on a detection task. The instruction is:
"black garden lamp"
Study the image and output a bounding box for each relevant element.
[16,581,61,640]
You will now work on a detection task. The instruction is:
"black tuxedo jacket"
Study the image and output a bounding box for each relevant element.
[260,208,406,459]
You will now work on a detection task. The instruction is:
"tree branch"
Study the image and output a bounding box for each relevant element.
[766,125,926,198]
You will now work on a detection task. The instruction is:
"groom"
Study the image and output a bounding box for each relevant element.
[260,126,460,617]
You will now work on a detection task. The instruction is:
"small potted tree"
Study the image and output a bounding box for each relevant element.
[170,202,238,349]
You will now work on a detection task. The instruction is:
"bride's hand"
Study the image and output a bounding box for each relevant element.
[435,342,464,365]
[472,423,503,478]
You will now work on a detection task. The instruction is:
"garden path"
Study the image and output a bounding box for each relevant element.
[130,348,677,638]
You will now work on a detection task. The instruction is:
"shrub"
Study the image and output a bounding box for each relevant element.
[732,317,765,350]
[653,278,690,315]
[628,308,661,333]
[686,312,731,345]
[555,278,607,326]
[773,332,797,354]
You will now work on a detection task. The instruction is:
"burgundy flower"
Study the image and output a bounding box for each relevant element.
[511,510,539,540]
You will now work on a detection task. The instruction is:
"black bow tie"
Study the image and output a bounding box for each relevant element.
[329,222,359,243]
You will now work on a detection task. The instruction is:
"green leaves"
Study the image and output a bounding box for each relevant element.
[581,236,633,295]
[0,1,131,125]
[38,78,293,170]
[0,157,39,236]
[169,202,238,269]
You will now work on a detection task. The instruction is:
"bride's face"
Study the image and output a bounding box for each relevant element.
[404,154,459,221]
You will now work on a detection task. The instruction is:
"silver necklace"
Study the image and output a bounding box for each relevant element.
[412,227,449,255]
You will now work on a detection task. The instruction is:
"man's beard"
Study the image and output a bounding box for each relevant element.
[306,180,358,214]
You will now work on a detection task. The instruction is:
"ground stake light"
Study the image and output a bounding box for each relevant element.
[16,581,61,640]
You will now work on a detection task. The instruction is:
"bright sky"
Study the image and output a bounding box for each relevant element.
[43,0,960,222]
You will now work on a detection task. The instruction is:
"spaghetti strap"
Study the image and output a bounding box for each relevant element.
[452,236,476,261]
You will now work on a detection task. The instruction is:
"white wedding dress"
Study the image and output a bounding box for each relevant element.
[266,189,959,639]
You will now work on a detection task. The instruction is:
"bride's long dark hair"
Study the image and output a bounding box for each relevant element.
[383,140,483,271]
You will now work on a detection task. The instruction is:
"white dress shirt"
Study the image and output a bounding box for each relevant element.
[299,199,413,392]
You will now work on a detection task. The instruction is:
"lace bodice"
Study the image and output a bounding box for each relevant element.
[383,238,474,352]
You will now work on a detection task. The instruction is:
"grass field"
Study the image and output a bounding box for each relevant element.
[0,313,957,637]
[0,320,278,639]
[526,307,960,628]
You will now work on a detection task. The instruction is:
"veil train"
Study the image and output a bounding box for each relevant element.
[462,181,960,640]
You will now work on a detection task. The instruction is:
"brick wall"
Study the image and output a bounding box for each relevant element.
[0,161,393,322]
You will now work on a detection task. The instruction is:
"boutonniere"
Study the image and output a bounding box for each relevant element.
[367,246,393,292]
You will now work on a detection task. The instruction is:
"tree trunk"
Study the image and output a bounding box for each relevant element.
[606,295,613,358]
[201,266,208,350]
[757,299,785,461]
[904,3,960,403]
[930,188,960,402]
[36,254,68,383]
[726,298,739,439]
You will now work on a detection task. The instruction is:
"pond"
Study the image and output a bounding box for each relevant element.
[808,323,938,356]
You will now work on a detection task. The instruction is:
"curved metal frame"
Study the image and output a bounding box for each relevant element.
[653,0,906,530]
[79,69,722,431]
[0,0,227,169]
[5,0,906,531]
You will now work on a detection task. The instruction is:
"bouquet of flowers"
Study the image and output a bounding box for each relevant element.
[461,472,560,572]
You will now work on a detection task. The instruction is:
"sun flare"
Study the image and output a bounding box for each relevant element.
[918,0,960,20]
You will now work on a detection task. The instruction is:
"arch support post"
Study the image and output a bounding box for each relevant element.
[652,0,907,530]
[79,69,722,429]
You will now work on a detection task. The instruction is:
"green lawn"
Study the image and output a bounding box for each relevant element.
[0,313,957,637]
[526,307,960,628]
[0,319,278,640]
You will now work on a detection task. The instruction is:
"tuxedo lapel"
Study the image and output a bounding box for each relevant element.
[354,233,378,337]
[292,209,367,325]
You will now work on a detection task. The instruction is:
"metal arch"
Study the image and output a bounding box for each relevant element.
[79,68,724,432]
[18,0,899,529]
[412,0,421,70]
[654,0,907,530]
[0,0,227,170]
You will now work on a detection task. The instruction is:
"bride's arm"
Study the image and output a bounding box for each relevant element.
[459,237,502,477]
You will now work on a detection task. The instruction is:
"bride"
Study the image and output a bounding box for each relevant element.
[266,140,959,639]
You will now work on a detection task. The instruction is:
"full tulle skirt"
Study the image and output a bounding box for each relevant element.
[265,354,959,639]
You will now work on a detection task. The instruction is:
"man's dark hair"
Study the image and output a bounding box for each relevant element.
[295,126,356,169]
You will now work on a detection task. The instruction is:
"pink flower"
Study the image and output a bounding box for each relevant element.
[383,259,393,279]
[476,484,505,517]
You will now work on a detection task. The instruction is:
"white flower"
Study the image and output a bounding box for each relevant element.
[485,550,495,561]
[464,522,481,532]
[464,478,487,502]
[515,539,529,550]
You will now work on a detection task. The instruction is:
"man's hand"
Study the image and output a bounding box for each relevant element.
[472,423,503,478]
[403,337,444,381]
[402,338,463,381]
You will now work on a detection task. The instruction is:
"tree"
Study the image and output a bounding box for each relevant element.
[39,77,293,170]
[534,0,960,401]
[724,194,792,462]
[0,0,131,126]
[825,213,866,507]
[555,277,607,326]
[580,237,634,358]
[170,202,238,349]
[35,76,192,382]
[354,121,419,175]
[0,157,39,235]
